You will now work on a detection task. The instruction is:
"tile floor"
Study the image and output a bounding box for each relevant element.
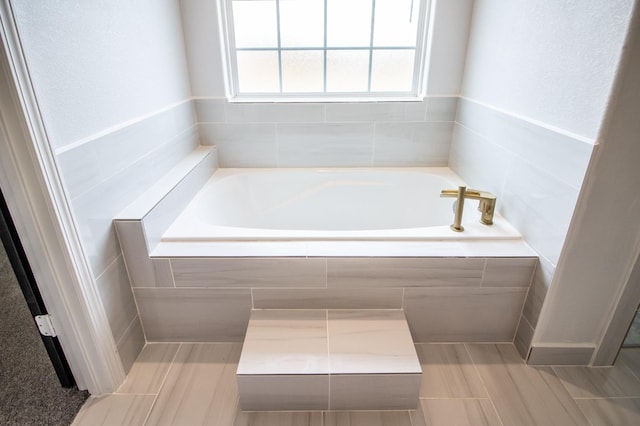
[72,343,640,426]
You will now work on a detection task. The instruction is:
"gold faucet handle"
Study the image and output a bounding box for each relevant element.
[465,189,496,200]
[440,187,466,198]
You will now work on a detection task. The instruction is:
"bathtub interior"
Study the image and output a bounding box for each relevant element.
[161,167,522,242]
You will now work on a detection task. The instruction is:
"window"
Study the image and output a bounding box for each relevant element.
[219,0,429,100]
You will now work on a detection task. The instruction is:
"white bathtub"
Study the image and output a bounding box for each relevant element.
[161,168,521,242]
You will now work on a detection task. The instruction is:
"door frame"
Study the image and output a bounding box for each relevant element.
[0,187,76,387]
[0,0,124,394]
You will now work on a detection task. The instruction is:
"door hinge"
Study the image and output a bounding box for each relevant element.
[34,314,57,337]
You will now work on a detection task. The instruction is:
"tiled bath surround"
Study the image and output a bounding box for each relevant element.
[114,149,537,344]
[56,101,200,372]
[449,98,595,360]
[194,97,458,168]
[130,256,534,343]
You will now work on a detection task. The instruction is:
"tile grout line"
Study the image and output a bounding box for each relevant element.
[463,343,506,426]
[142,342,182,426]
[549,362,640,422]
[326,309,332,411]
[479,258,488,287]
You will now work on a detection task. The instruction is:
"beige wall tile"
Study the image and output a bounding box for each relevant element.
[171,258,326,287]
[238,375,329,411]
[330,374,421,410]
[134,288,251,341]
[252,288,403,309]
[404,287,526,342]
[482,257,537,287]
[328,257,484,287]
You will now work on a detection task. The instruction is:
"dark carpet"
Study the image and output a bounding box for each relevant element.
[0,242,88,426]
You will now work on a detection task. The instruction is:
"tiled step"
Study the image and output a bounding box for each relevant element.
[237,309,422,411]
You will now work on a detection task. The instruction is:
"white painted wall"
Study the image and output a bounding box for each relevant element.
[180,0,226,97]
[180,0,473,98]
[11,0,192,149]
[534,2,640,347]
[425,0,474,95]
[462,0,633,139]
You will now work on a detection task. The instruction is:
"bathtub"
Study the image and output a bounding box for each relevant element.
[161,168,521,242]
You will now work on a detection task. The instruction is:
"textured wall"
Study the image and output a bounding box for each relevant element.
[462,0,633,139]
[12,0,192,149]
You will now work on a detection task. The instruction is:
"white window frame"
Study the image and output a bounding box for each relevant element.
[217,0,431,102]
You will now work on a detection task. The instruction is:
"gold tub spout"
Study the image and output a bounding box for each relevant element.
[440,187,497,231]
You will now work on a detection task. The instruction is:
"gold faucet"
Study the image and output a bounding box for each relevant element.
[440,186,496,232]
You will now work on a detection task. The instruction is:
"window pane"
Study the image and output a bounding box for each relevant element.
[280,0,324,48]
[237,51,280,92]
[374,0,420,46]
[232,1,278,48]
[281,51,323,92]
[370,50,415,92]
[327,0,372,47]
[326,50,369,92]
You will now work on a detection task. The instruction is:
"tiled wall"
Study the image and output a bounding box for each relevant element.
[56,100,199,372]
[194,97,458,167]
[129,256,536,343]
[449,98,595,358]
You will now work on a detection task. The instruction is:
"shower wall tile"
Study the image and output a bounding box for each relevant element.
[95,255,138,343]
[58,101,196,200]
[277,123,374,167]
[194,97,456,168]
[170,258,327,287]
[456,99,593,189]
[198,122,277,167]
[65,122,199,275]
[425,97,459,122]
[194,98,226,123]
[326,257,485,288]
[500,157,579,266]
[481,257,537,287]
[522,256,554,328]
[514,315,535,359]
[324,101,426,122]
[252,288,403,310]
[116,316,146,375]
[373,122,452,166]
[226,102,325,123]
[449,124,510,199]
[135,288,252,342]
[404,287,527,342]
[115,220,156,286]
[451,99,590,267]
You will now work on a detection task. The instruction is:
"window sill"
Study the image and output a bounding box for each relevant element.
[227,95,426,104]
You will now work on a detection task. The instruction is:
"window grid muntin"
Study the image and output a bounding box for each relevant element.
[223,0,428,98]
